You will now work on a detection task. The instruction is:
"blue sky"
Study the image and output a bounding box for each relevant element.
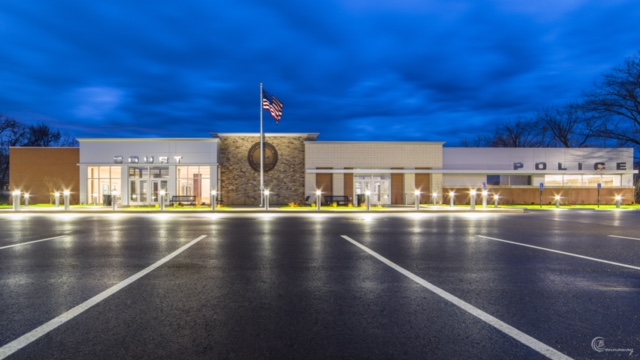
[1,0,639,145]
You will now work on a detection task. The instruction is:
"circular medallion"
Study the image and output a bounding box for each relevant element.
[248,142,278,172]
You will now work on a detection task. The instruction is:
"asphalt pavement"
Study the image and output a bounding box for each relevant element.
[0,211,639,359]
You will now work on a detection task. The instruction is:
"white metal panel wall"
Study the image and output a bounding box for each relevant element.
[305,142,444,169]
[79,139,220,165]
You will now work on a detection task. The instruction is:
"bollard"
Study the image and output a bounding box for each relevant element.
[449,192,455,207]
[211,190,217,211]
[316,190,322,211]
[93,193,99,206]
[63,190,70,211]
[12,191,20,211]
[365,190,371,211]
[414,190,420,211]
[55,192,60,208]
[482,191,488,209]
[264,190,270,211]
[493,195,500,208]
[112,191,118,211]
[432,192,438,207]
[555,195,561,208]
[160,191,166,211]
[24,194,30,207]
[470,190,477,210]
[616,195,622,209]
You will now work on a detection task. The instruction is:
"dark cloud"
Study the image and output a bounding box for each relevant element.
[1,0,639,145]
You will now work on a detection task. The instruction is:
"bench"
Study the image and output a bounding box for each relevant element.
[323,195,351,206]
[170,195,196,206]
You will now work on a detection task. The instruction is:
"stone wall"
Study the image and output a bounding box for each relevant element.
[219,135,310,205]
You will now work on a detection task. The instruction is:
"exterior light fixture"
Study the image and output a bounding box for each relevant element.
[316,190,322,211]
[470,189,477,210]
[211,190,218,211]
[449,191,455,207]
[264,189,270,211]
[493,194,500,208]
[111,190,118,211]
[160,190,166,211]
[12,190,21,211]
[365,190,371,211]
[414,190,421,211]
[432,192,438,206]
[63,190,71,211]
[615,195,622,208]
[482,190,488,209]
[24,193,30,207]
[554,195,561,208]
[54,192,61,208]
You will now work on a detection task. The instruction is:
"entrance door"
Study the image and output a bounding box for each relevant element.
[355,176,391,205]
[151,180,168,205]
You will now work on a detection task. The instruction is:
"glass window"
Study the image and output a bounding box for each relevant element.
[486,175,500,186]
[177,166,211,205]
[509,175,531,186]
[88,166,121,204]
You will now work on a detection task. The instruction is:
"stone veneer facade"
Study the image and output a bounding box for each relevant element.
[218,134,313,205]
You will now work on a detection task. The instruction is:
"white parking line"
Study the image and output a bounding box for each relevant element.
[477,235,640,271]
[0,236,67,250]
[0,234,208,360]
[608,235,640,241]
[340,235,572,360]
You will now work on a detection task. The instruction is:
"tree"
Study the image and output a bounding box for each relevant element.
[535,105,599,148]
[463,117,548,147]
[582,52,640,147]
[0,114,77,188]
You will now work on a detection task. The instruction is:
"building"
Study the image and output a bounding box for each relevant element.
[9,133,637,206]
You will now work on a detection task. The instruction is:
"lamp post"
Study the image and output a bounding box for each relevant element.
[316,190,322,211]
[211,190,217,211]
[365,190,371,211]
[482,190,488,209]
[264,189,270,211]
[615,195,622,209]
[449,191,455,207]
[414,190,420,211]
[24,193,30,207]
[470,190,477,210]
[63,190,70,211]
[160,190,166,211]
[112,190,118,211]
[54,192,60,208]
[12,190,20,211]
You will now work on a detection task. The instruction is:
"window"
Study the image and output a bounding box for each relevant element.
[543,175,620,186]
[87,166,121,204]
[486,175,530,186]
[177,166,211,205]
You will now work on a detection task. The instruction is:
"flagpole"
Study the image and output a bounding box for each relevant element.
[259,82,264,207]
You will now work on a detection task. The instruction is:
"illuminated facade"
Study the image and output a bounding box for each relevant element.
[9,134,638,206]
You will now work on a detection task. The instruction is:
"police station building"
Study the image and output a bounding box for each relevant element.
[9,133,637,206]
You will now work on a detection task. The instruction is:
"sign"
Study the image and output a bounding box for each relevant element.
[597,183,602,190]
[482,182,487,190]
[539,182,545,191]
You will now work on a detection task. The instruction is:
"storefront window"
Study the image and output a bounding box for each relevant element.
[544,175,619,186]
[177,166,211,205]
[87,166,121,204]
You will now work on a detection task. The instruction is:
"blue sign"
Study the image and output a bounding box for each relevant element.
[597,183,602,190]
[539,182,545,191]
[482,182,487,190]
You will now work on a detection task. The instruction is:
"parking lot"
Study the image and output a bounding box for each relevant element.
[1,211,639,359]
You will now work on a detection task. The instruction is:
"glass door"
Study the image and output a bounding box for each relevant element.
[151,180,168,204]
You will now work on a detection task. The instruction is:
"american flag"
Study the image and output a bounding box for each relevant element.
[262,89,284,123]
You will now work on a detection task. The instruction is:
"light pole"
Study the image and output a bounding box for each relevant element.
[211,190,217,211]
[63,190,70,211]
[414,190,420,211]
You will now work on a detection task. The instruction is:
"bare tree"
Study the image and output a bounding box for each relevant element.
[582,52,640,147]
[536,105,599,148]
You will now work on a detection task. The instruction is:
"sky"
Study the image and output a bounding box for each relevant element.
[1,0,640,146]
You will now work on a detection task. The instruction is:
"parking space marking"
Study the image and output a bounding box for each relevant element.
[0,236,67,250]
[608,235,640,241]
[477,235,640,271]
[0,234,207,360]
[340,235,572,360]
